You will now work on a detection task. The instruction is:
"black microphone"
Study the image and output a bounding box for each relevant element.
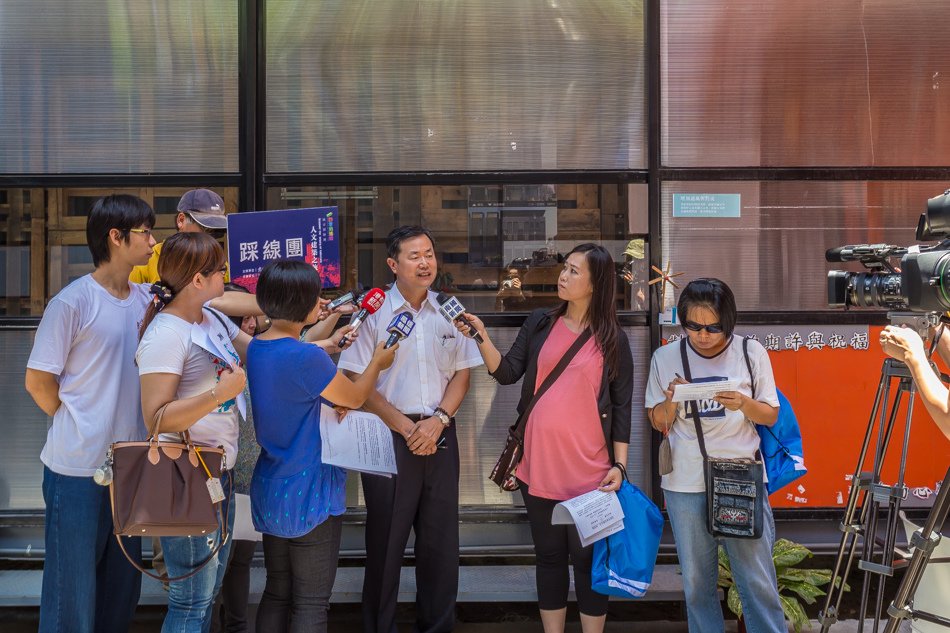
[327,290,358,312]
[435,293,483,344]
[825,244,906,263]
[384,311,415,349]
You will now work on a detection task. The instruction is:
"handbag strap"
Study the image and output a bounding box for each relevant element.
[111,472,233,583]
[511,326,593,441]
[741,336,791,456]
[679,338,710,461]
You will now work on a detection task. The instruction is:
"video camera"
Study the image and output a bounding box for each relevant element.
[827,189,950,313]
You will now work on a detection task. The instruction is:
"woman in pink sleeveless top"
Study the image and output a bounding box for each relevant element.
[456,243,634,633]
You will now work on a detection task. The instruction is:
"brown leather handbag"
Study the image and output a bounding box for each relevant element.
[489,329,592,491]
[108,405,229,581]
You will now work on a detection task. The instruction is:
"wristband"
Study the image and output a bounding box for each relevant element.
[211,387,221,408]
[433,407,451,427]
[612,461,628,481]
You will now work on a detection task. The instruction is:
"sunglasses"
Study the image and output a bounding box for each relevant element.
[682,320,724,334]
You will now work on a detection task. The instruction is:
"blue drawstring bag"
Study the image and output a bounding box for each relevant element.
[740,337,808,495]
[591,479,664,598]
[758,389,807,495]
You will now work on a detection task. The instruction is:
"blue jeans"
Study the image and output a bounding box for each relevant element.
[161,471,236,633]
[664,489,787,633]
[40,466,142,633]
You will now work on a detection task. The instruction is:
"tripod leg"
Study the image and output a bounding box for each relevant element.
[821,366,892,632]
[884,466,950,633]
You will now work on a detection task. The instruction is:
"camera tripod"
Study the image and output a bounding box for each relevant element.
[883,464,950,633]
[819,313,946,633]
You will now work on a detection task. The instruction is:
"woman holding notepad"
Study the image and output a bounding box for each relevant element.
[455,243,634,633]
[645,278,786,633]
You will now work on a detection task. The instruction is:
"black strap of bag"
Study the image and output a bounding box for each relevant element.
[510,328,593,442]
[679,338,764,539]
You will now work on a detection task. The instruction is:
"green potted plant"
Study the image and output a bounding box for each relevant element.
[717,538,846,633]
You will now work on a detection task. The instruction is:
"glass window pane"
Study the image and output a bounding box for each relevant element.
[661,181,939,311]
[0,1,239,173]
[0,187,238,314]
[662,0,950,167]
[266,0,646,172]
[267,184,649,312]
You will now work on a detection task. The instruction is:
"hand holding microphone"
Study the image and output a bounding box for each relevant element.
[385,311,415,349]
[327,290,359,312]
[436,293,484,344]
[340,288,386,347]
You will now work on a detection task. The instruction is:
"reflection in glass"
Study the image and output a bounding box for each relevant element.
[266,0,646,172]
[268,184,649,313]
[661,181,938,311]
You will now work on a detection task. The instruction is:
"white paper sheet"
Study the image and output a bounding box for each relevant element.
[319,406,397,477]
[671,379,741,402]
[551,489,625,547]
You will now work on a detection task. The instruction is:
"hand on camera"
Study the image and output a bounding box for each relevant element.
[880,325,927,363]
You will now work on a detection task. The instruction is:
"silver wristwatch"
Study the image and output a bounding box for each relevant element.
[433,407,451,427]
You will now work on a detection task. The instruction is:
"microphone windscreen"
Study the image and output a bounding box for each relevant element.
[360,288,386,314]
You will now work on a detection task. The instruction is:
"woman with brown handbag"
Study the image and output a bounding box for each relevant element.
[136,231,251,633]
[455,243,634,633]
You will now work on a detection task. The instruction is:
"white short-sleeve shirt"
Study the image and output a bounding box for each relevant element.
[337,285,483,415]
[136,309,243,468]
[645,337,779,493]
[27,275,152,476]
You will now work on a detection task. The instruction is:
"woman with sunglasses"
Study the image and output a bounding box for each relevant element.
[645,278,785,633]
[136,231,251,633]
[455,243,633,633]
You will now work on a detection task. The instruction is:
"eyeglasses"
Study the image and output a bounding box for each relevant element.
[127,228,153,238]
[682,320,724,334]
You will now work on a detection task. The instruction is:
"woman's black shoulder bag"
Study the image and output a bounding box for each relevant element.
[679,339,765,539]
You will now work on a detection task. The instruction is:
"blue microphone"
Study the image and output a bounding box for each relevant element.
[384,311,415,349]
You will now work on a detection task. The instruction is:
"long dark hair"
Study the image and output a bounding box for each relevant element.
[552,243,622,379]
[138,232,226,339]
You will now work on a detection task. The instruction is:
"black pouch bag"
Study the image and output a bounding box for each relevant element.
[680,339,765,539]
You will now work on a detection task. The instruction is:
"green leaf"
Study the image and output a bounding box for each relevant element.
[727,585,744,618]
[773,538,813,568]
[781,580,826,605]
[718,546,732,572]
[780,594,811,633]
[779,568,833,587]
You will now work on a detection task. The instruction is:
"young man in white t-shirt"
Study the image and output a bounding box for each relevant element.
[25,194,157,633]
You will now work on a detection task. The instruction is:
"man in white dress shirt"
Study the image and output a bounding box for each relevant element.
[339,226,483,633]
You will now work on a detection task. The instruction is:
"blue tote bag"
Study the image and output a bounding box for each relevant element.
[591,479,664,598]
[758,389,807,495]
[741,338,808,495]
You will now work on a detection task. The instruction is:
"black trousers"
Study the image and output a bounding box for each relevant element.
[212,539,259,633]
[256,514,344,633]
[520,482,609,617]
[361,424,459,633]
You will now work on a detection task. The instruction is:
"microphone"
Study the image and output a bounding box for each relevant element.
[327,290,359,312]
[340,288,386,346]
[825,244,906,263]
[384,311,415,349]
[435,293,483,344]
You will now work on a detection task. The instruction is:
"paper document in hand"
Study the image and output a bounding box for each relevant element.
[551,489,625,547]
[319,406,397,477]
[671,379,741,402]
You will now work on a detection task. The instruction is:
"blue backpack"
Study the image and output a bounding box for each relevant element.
[742,338,808,495]
[591,479,664,598]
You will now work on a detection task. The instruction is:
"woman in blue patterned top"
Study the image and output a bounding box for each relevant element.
[247,260,397,633]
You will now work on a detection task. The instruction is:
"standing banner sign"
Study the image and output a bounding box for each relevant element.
[227,207,341,292]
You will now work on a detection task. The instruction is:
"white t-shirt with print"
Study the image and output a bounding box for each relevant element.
[136,309,242,469]
[27,275,152,477]
[645,337,779,493]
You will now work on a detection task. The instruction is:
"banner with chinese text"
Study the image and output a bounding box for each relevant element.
[661,325,949,509]
[227,207,340,292]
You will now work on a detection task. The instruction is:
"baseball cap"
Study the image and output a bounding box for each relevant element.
[177,189,228,230]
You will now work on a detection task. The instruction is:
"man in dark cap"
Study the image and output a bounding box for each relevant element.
[130,188,229,284]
